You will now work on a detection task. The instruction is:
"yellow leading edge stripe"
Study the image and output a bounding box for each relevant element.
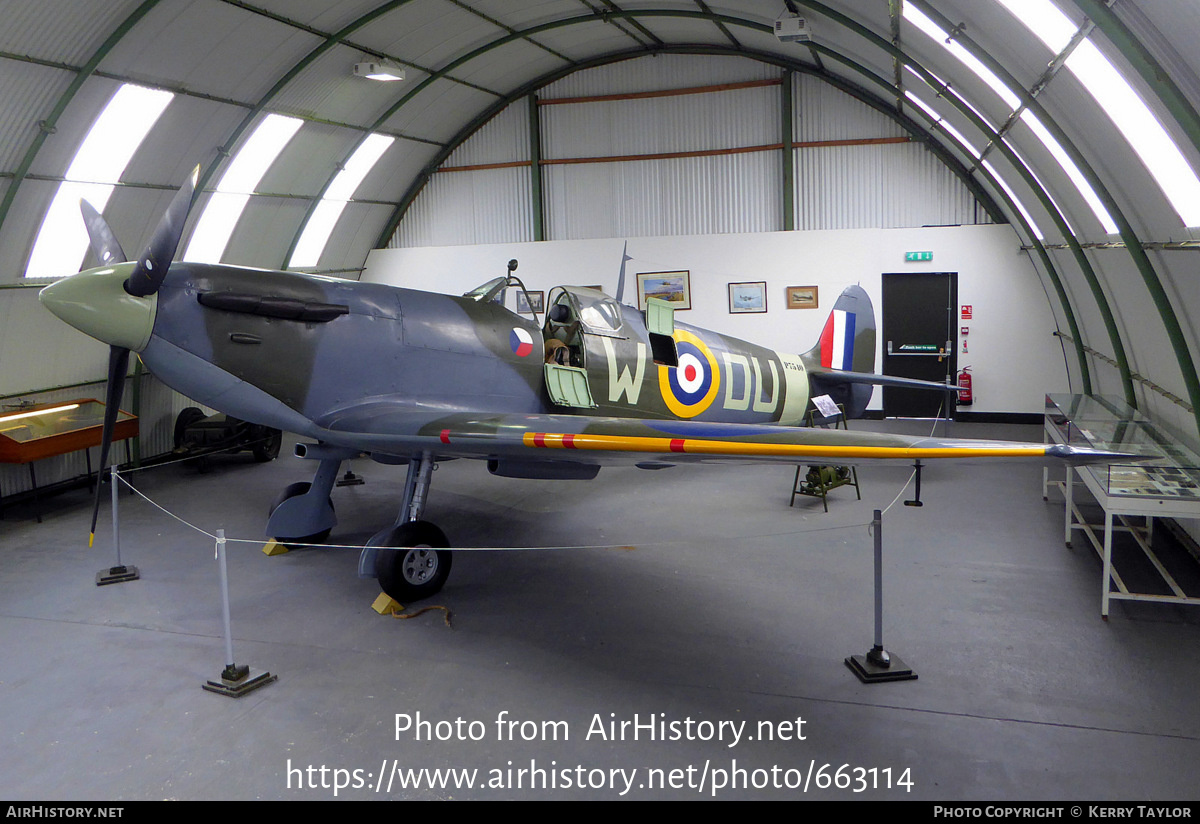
[522,432,1048,459]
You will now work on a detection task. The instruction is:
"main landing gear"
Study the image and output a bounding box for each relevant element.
[366,451,452,602]
[369,520,452,602]
[266,446,452,602]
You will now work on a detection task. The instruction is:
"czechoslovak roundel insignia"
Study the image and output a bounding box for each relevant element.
[658,329,720,418]
[510,327,534,357]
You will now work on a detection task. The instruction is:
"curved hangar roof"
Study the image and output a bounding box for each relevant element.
[5,1,1200,433]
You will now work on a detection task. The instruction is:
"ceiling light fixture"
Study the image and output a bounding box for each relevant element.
[774,12,812,42]
[354,61,405,82]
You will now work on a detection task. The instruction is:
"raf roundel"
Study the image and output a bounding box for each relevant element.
[510,327,534,357]
[658,329,720,418]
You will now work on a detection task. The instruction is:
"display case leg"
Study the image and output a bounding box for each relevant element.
[846,509,917,683]
[29,463,42,524]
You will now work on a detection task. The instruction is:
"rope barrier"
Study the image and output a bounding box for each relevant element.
[109,462,902,553]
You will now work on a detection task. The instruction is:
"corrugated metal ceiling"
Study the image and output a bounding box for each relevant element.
[0,1,1193,254]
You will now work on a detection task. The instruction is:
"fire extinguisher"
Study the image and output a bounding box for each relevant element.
[957,366,973,406]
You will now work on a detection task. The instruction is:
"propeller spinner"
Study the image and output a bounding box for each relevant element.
[39,166,199,544]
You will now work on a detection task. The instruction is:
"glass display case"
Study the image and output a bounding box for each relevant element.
[1044,394,1200,616]
[1046,393,1200,498]
[0,399,138,522]
[0,399,136,463]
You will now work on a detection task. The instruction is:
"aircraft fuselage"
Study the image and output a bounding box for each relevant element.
[138,264,816,449]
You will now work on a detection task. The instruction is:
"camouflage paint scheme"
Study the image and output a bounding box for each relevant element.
[112,264,1088,471]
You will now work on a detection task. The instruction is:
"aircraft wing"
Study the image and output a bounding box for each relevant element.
[316,404,1135,468]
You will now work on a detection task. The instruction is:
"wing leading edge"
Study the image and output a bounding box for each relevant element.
[316,405,1137,468]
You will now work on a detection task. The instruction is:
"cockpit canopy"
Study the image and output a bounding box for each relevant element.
[463,276,508,304]
[547,286,625,338]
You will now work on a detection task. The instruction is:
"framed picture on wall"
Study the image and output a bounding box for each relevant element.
[786,286,818,309]
[516,290,544,315]
[728,281,767,314]
[636,271,691,310]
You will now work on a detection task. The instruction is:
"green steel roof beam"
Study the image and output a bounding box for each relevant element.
[693,0,743,50]
[529,93,545,242]
[905,0,1200,433]
[596,1,666,47]
[0,0,163,242]
[446,0,578,65]
[794,0,1135,409]
[781,67,795,231]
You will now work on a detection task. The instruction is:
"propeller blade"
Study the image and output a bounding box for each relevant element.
[79,200,127,266]
[90,346,130,546]
[124,165,198,297]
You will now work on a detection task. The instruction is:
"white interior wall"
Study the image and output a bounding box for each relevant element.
[363,223,1069,414]
[0,286,108,395]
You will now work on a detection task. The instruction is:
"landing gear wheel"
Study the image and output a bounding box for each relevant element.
[173,406,206,449]
[374,521,452,602]
[252,426,282,462]
[268,481,333,548]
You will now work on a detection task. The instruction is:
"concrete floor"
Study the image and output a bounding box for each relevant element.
[1,421,1199,800]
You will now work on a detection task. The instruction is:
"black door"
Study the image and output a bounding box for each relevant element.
[881,272,957,418]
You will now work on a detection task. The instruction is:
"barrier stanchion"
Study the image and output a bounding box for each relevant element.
[202,528,277,698]
[96,465,138,586]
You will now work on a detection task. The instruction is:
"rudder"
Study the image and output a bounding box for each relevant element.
[803,285,877,375]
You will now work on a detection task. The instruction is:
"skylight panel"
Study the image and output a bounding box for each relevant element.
[1019,111,1116,233]
[982,159,1046,240]
[904,4,1020,109]
[184,113,303,264]
[995,0,1200,227]
[1066,41,1200,226]
[24,84,174,278]
[993,0,1078,53]
[288,133,394,269]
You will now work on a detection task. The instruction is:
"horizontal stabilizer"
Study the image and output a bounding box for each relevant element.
[810,366,961,393]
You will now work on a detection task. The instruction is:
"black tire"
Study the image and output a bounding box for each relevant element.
[252,427,283,462]
[268,481,333,548]
[173,406,206,449]
[374,521,452,602]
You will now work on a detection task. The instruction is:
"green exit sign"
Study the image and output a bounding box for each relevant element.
[905,251,933,262]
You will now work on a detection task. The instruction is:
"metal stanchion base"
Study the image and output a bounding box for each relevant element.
[845,647,917,683]
[202,664,277,698]
[96,565,139,586]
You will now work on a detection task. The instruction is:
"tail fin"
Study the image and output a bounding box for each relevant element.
[802,284,955,420]
[802,285,877,375]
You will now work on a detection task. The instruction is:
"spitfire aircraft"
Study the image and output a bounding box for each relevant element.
[39,169,1130,603]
